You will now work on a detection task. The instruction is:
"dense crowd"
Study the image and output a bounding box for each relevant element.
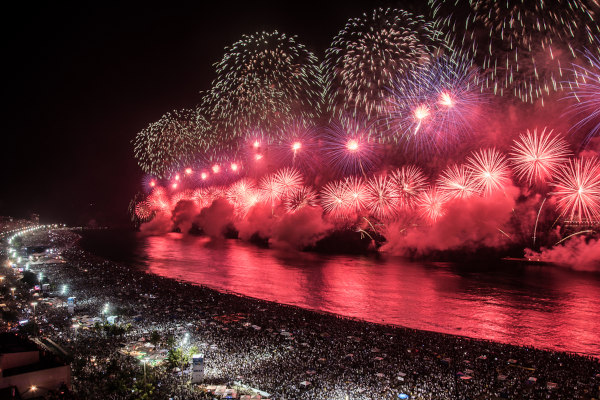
[3,229,599,399]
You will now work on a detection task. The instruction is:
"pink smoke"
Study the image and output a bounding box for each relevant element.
[525,236,600,271]
[381,185,518,255]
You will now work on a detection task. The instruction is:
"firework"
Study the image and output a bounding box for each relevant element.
[320,180,350,217]
[273,120,321,173]
[382,52,485,152]
[273,168,304,198]
[466,148,512,196]
[324,8,441,119]
[564,47,600,145]
[551,157,600,222]
[147,187,171,211]
[390,165,428,208]
[429,0,600,103]
[285,186,319,213]
[509,128,572,185]
[343,176,368,212]
[134,201,154,221]
[437,164,478,200]
[205,31,322,138]
[323,119,378,177]
[133,108,214,178]
[418,186,446,222]
[364,175,400,220]
[227,178,257,204]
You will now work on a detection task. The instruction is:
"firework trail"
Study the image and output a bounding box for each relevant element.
[509,128,572,185]
[551,157,600,222]
[324,8,441,119]
[205,31,322,139]
[466,148,512,196]
[429,0,600,103]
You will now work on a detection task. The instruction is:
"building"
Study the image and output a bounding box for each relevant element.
[0,333,71,399]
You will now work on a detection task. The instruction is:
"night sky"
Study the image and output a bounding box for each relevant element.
[4,1,433,226]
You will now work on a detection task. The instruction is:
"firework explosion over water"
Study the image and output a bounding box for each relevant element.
[131,2,600,269]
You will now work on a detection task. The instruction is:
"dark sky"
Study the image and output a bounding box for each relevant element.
[3,1,425,226]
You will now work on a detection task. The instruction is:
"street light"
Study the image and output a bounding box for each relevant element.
[10,287,16,298]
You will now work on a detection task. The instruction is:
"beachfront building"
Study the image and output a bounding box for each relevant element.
[0,333,71,399]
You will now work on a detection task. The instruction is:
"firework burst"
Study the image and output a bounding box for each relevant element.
[133,108,214,178]
[320,180,351,217]
[205,31,322,138]
[383,52,486,153]
[564,47,600,145]
[429,0,600,103]
[324,8,441,119]
[466,148,512,196]
[390,165,428,208]
[437,164,478,199]
[323,118,378,177]
[364,175,401,220]
[418,186,446,222]
[551,157,600,222]
[509,128,572,185]
[285,186,319,213]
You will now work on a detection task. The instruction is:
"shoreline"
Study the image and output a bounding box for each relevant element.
[5,228,600,399]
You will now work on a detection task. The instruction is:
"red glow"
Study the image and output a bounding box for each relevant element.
[346,139,359,152]
[292,141,302,151]
[253,140,260,148]
[172,183,178,189]
[231,163,239,172]
[185,168,192,175]
[201,172,208,180]
[175,174,180,181]
[150,180,156,187]
[414,104,430,120]
[212,164,220,173]
[255,154,263,161]
[439,92,454,107]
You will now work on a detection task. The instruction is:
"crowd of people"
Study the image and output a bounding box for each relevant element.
[2,228,599,399]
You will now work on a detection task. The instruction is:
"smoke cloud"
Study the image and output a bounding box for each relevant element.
[381,185,518,255]
[525,236,600,271]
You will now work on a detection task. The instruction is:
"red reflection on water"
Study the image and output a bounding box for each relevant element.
[140,234,600,357]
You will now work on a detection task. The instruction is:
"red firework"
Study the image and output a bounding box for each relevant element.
[147,187,170,211]
[273,167,304,198]
[364,175,400,220]
[551,157,600,222]
[418,187,446,222]
[390,165,428,208]
[259,174,280,205]
[437,164,478,200]
[171,190,193,208]
[285,186,318,213]
[343,176,368,212]
[466,148,511,196]
[320,180,350,217]
[135,201,153,220]
[509,128,572,185]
